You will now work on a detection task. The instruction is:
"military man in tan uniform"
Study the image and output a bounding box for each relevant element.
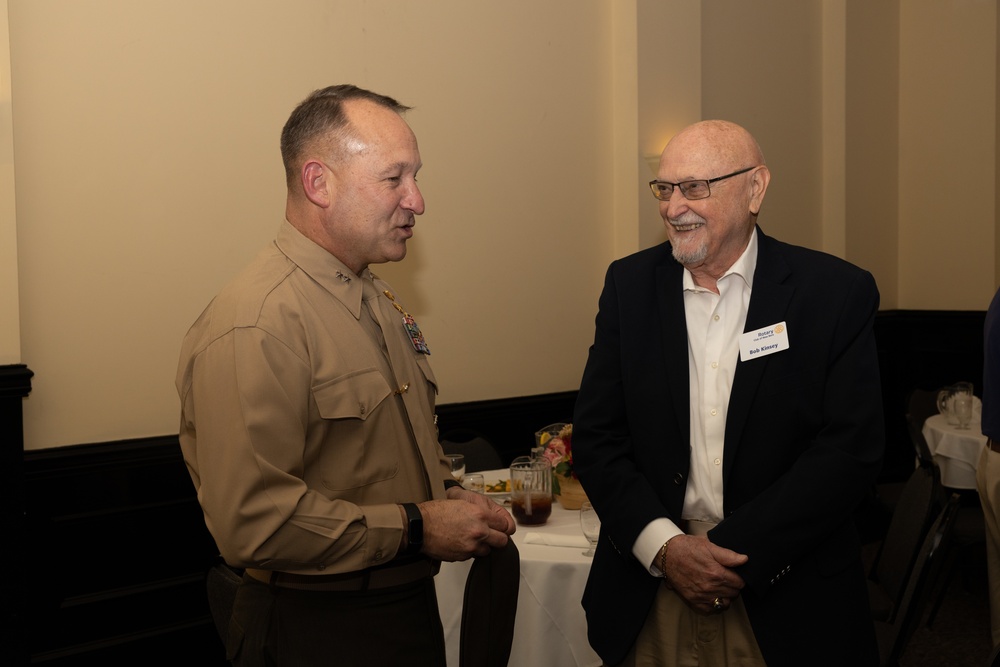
[176,85,514,667]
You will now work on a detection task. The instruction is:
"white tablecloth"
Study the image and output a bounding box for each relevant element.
[922,413,987,490]
[436,470,602,667]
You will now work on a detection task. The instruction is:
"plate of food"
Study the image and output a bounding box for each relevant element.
[484,478,511,504]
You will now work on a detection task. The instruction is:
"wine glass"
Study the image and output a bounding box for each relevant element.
[579,501,601,557]
[953,394,973,430]
[448,454,466,482]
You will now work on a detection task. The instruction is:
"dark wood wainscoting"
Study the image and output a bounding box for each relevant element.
[22,437,224,665]
[3,308,989,664]
[436,390,578,464]
[12,391,577,665]
[875,309,986,483]
[3,364,33,666]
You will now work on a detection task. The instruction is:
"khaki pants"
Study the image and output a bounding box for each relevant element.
[978,444,1000,647]
[615,585,767,667]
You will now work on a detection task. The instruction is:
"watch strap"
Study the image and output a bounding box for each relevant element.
[401,502,423,556]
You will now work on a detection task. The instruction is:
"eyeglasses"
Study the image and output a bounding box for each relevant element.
[648,166,757,201]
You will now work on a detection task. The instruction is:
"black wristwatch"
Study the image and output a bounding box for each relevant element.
[401,503,423,556]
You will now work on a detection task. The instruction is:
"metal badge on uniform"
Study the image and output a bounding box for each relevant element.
[739,321,789,362]
[376,281,431,355]
[402,314,431,355]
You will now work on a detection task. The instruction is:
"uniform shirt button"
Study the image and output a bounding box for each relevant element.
[673,472,685,485]
[316,563,326,571]
[374,551,383,562]
[714,458,721,466]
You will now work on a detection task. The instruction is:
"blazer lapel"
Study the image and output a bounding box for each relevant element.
[656,259,691,444]
[723,230,794,481]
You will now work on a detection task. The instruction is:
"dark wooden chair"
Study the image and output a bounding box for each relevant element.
[875,493,962,667]
[442,435,504,472]
[907,388,941,428]
[867,464,944,622]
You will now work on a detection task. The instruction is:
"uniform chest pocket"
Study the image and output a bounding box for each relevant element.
[313,368,392,420]
[312,368,397,490]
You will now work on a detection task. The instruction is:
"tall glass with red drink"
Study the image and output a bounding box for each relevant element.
[510,458,552,526]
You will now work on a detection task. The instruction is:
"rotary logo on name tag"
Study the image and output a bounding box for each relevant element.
[739,321,789,362]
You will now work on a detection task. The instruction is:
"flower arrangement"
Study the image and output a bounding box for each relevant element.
[537,423,579,499]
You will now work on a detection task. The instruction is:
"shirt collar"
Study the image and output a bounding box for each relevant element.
[274,219,367,319]
[682,227,758,293]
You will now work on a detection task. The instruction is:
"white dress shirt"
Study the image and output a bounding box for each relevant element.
[633,229,758,574]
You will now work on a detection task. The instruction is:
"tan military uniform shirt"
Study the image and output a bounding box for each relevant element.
[176,221,450,574]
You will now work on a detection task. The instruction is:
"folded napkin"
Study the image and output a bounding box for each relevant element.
[524,532,590,548]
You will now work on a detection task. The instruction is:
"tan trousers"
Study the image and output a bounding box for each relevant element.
[614,585,767,667]
[977,444,1000,646]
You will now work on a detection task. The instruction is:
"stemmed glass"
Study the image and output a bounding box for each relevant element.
[580,501,601,557]
[953,393,973,430]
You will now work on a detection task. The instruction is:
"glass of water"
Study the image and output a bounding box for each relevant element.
[448,454,466,482]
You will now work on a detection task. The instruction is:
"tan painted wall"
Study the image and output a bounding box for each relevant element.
[8,0,615,448]
[702,0,824,253]
[0,0,18,365]
[4,1,1000,449]
[898,0,996,310]
[845,0,899,307]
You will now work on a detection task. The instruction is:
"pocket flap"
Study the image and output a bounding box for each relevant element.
[313,368,392,420]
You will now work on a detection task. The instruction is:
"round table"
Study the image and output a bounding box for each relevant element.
[922,413,987,490]
[436,469,601,667]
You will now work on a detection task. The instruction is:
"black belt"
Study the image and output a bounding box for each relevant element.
[245,557,438,592]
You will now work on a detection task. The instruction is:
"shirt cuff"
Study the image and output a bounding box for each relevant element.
[633,517,684,576]
[363,503,409,566]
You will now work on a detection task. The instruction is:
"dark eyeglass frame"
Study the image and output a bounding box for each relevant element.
[648,166,757,201]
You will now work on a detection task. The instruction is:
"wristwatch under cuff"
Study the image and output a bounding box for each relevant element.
[401,503,423,556]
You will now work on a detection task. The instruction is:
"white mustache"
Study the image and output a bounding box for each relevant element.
[669,213,705,227]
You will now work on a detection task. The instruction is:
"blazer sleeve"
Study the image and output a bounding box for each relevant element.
[573,257,690,556]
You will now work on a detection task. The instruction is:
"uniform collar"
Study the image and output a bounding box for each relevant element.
[274,219,368,320]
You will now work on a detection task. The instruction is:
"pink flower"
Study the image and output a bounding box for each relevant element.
[543,437,567,467]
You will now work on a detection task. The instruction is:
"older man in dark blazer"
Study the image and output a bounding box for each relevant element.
[573,120,884,667]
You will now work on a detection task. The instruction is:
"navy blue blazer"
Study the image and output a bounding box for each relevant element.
[573,228,884,667]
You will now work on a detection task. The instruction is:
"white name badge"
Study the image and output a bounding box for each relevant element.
[739,321,790,362]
